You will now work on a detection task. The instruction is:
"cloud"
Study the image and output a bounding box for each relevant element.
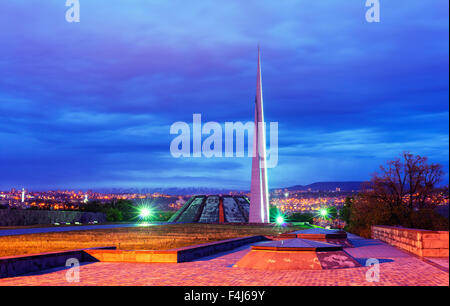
[0,0,448,189]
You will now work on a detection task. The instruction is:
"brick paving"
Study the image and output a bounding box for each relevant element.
[0,235,448,286]
[424,257,449,270]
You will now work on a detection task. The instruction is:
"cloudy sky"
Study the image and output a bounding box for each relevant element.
[0,0,448,190]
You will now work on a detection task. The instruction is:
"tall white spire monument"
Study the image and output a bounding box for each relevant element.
[249,48,270,223]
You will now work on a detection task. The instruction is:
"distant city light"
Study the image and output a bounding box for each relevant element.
[319,208,328,218]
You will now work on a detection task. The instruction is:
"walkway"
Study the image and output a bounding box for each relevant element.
[0,234,448,286]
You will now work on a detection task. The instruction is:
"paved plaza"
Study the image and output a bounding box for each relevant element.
[0,233,448,286]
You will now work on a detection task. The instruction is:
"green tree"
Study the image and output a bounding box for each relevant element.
[82,200,103,212]
[269,205,281,222]
[328,206,338,219]
[288,212,314,223]
[151,211,176,221]
[104,207,123,222]
[112,199,134,221]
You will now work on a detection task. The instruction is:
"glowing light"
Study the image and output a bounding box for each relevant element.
[319,208,328,217]
[276,215,285,225]
[139,207,152,219]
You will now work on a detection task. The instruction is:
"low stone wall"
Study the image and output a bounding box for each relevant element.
[86,235,270,263]
[0,247,115,278]
[372,225,449,257]
[0,236,269,277]
[175,235,269,262]
[0,210,106,226]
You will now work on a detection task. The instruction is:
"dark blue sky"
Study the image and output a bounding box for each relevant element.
[0,1,448,190]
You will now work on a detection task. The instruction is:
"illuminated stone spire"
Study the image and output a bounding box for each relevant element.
[249,47,270,223]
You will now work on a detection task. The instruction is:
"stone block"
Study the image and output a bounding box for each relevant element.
[422,249,441,257]
[123,252,138,262]
[423,239,449,249]
[439,249,449,257]
[102,252,121,262]
[439,233,449,241]
[135,253,152,263]
[151,253,177,263]
[423,233,440,240]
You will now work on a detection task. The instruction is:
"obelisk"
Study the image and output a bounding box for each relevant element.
[249,48,270,223]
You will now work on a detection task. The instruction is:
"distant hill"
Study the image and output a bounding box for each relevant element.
[147,187,239,196]
[285,181,367,192]
[93,187,241,196]
[150,182,366,195]
[93,181,367,195]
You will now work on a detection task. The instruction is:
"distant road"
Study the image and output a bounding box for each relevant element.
[0,222,171,237]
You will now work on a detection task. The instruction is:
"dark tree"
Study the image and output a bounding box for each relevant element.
[288,212,314,223]
[339,196,353,224]
[347,153,448,237]
[368,152,444,210]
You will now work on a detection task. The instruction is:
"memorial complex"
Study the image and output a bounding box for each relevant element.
[168,195,250,223]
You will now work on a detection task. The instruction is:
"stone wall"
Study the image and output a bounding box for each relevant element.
[85,235,269,263]
[0,247,114,279]
[0,210,106,226]
[372,225,449,257]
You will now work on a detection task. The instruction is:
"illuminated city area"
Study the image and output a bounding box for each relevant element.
[1,186,448,227]
[0,189,182,211]
[0,188,367,213]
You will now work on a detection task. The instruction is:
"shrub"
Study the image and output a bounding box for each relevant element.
[346,196,395,238]
[104,207,123,222]
[347,195,449,237]
[151,211,176,221]
[288,212,314,223]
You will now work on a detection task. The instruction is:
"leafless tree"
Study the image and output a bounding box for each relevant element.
[366,152,445,210]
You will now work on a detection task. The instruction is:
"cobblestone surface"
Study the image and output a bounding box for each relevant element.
[0,235,448,286]
[425,257,449,269]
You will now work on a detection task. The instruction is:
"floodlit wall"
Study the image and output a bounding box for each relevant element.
[372,225,449,257]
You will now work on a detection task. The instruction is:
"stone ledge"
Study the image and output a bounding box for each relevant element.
[0,246,115,279]
[372,225,449,258]
[81,235,270,263]
[0,236,270,278]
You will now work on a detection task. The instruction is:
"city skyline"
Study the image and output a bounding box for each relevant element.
[0,1,448,190]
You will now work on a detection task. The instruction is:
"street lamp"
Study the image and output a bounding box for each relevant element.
[276,215,285,225]
[139,207,152,220]
[319,208,328,218]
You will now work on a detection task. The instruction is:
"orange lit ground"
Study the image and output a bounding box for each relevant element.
[0,234,448,286]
